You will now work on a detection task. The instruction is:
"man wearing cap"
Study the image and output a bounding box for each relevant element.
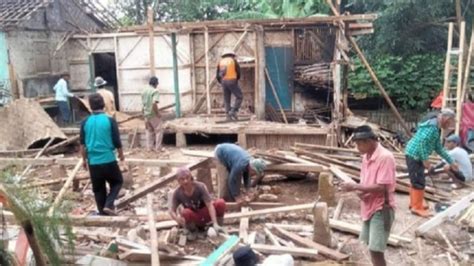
[341,125,396,266]
[432,134,472,184]
[214,143,266,203]
[94,76,116,118]
[169,167,226,240]
[141,76,164,152]
[216,49,242,121]
[53,72,75,125]
[405,108,459,217]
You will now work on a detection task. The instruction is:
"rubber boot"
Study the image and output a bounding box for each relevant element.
[409,187,429,210]
[410,188,432,217]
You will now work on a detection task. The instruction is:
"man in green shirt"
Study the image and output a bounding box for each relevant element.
[142,76,163,151]
[405,108,459,217]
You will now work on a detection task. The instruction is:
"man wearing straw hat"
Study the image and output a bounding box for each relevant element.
[94,76,116,118]
[216,48,242,121]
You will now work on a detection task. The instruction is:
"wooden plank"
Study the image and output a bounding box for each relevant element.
[20,137,54,179]
[147,194,160,266]
[181,149,214,158]
[333,198,344,219]
[117,159,210,208]
[415,192,474,236]
[329,165,356,183]
[151,203,315,230]
[250,244,318,258]
[68,215,130,227]
[266,163,324,173]
[263,227,281,246]
[455,22,466,135]
[313,202,332,247]
[255,26,266,120]
[265,68,288,124]
[148,7,155,76]
[204,27,211,115]
[461,26,474,103]
[273,227,348,261]
[199,235,239,266]
[48,159,83,215]
[0,157,188,167]
[239,207,249,242]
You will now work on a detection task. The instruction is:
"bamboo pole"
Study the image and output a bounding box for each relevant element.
[265,68,288,124]
[48,159,83,216]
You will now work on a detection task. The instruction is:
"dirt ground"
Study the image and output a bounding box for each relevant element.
[20,144,474,265]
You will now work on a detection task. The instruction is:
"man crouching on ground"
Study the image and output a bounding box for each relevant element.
[341,125,396,266]
[169,167,226,240]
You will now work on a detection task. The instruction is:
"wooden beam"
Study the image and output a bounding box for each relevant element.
[19,137,54,179]
[200,235,239,266]
[195,33,225,64]
[150,202,316,230]
[266,163,324,173]
[68,215,130,227]
[415,192,474,236]
[0,158,188,167]
[147,194,160,266]
[204,27,211,115]
[255,25,266,120]
[461,26,474,104]
[117,158,210,208]
[265,68,288,124]
[273,226,348,261]
[250,244,318,258]
[329,164,357,183]
[263,227,281,246]
[455,21,466,135]
[48,159,83,215]
[313,202,332,247]
[239,207,249,243]
[148,7,155,76]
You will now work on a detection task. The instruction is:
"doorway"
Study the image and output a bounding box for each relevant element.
[93,53,119,110]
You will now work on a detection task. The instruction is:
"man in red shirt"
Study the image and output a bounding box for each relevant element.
[341,125,396,266]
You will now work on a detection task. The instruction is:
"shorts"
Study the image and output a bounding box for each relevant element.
[360,209,395,252]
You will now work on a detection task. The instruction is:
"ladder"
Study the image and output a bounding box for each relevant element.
[461,25,474,110]
[442,22,465,134]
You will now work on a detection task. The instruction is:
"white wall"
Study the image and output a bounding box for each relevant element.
[66,33,193,113]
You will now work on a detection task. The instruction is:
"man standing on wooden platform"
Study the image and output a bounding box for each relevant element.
[53,72,75,126]
[141,76,164,152]
[169,167,226,240]
[216,48,242,121]
[405,108,459,217]
[80,93,124,216]
[214,143,266,203]
[341,125,396,266]
[94,76,116,118]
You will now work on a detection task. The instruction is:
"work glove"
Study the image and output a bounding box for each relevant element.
[213,223,226,234]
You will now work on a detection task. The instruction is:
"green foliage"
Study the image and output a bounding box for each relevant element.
[349,54,445,110]
[346,0,473,57]
[0,171,74,266]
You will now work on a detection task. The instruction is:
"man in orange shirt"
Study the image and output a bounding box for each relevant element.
[216,49,242,121]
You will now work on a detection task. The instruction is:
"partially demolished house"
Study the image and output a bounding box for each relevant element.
[0,0,120,104]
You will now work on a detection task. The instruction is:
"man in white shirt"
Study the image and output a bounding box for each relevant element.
[53,72,75,125]
[433,135,473,184]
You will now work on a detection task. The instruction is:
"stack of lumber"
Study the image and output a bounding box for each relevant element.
[294,63,332,89]
[290,143,450,202]
[457,203,474,231]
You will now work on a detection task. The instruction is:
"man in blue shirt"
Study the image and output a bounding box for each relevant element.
[80,93,124,216]
[53,72,75,125]
[214,143,266,203]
